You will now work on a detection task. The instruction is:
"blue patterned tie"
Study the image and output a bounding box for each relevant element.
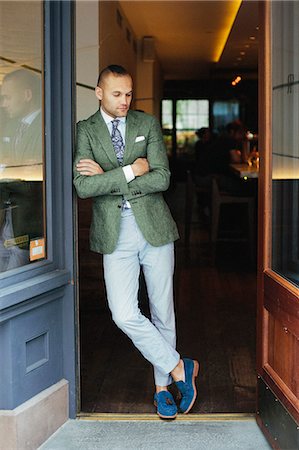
[111,119,125,165]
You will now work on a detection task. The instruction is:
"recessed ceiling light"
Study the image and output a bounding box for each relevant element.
[237,57,242,61]
[240,51,246,55]
[245,44,250,48]
[249,36,256,40]
[256,26,259,30]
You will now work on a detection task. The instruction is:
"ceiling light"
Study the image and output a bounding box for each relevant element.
[245,44,250,48]
[249,36,256,40]
[240,51,245,55]
[237,57,242,61]
[213,0,242,62]
[232,75,242,86]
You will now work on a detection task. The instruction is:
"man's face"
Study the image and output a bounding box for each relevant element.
[1,80,32,119]
[95,73,133,118]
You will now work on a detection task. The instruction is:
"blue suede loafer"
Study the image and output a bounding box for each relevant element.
[175,358,199,414]
[154,391,178,419]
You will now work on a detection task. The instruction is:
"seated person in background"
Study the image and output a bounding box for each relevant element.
[194,127,215,176]
[0,69,43,272]
[210,121,244,176]
[207,121,256,196]
[192,128,215,221]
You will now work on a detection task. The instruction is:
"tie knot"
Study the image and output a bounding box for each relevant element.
[112,119,120,129]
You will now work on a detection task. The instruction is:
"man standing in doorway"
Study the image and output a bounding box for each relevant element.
[74,65,199,419]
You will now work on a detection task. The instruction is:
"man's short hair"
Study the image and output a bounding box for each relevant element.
[97,65,130,86]
[225,121,243,135]
[3,69,41,102]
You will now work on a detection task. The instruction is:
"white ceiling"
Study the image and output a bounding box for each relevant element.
[119,0,259,79]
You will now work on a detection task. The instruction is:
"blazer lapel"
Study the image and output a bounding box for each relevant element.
[123,111,139,165]
[90,110,118,166]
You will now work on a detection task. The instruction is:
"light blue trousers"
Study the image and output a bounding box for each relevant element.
[103,209,180,387]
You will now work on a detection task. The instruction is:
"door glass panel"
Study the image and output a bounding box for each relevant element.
[272,1,299,286]
[0,1,45,273]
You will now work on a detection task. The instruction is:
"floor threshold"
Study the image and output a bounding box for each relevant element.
[77,412,256,422]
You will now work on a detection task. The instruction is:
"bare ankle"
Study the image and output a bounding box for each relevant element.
[156,385,168,394]
[171,359,185,382]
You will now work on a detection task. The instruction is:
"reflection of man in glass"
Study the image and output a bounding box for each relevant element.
[1,69,42,165]
[0,69,43,272]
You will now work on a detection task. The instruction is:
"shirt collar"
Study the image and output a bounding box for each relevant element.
[100,107,126,125]
[22,109,41,125]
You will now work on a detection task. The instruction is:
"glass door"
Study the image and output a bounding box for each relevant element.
[257,2,299,449]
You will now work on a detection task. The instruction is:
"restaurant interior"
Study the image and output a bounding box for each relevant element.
[78,0,260,415]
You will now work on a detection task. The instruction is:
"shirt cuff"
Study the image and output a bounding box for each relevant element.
[122,165,135,183]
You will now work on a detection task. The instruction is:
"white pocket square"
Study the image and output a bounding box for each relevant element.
[135,136,145,143]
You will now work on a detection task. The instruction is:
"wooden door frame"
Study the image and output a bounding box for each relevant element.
[257,0,272,381]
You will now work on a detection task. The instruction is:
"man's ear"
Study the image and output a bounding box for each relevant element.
[95,86,102,101]
[24,88,33,102]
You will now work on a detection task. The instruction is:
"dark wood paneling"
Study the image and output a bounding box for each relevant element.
[264,271,299,328]
[260,265,299,424]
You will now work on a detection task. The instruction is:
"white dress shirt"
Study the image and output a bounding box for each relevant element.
[100,108,135,183]
[100,108,135,209]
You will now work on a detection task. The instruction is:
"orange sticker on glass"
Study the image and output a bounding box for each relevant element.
[30,238,45,261]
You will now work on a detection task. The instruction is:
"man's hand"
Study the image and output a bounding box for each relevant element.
[131,158,149,177]
[76,159,104,176]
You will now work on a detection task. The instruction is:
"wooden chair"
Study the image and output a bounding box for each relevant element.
[210,176,255,263]
[184,170,211,245]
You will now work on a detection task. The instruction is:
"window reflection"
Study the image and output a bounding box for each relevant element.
[271,1,299,287]
[0,1,44,273]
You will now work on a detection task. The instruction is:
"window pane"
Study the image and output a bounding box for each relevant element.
[213,101,240,133]
[162,100,173,129]
[0,1,45,273]
[161,100,173,155]
[176,100,209,130]
[271,1,299,286]
[176,100,209,156]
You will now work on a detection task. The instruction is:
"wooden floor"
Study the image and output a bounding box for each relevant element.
[78,182,257,414]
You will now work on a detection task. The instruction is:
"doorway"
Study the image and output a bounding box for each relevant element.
[76,0,258,415]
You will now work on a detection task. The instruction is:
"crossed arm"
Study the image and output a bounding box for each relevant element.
[76,157,149,178]
[74,116,170,199]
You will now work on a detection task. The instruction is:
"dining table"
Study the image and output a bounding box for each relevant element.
[229,163,259,180]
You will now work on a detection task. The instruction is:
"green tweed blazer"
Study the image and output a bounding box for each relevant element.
[73,109,179,254]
